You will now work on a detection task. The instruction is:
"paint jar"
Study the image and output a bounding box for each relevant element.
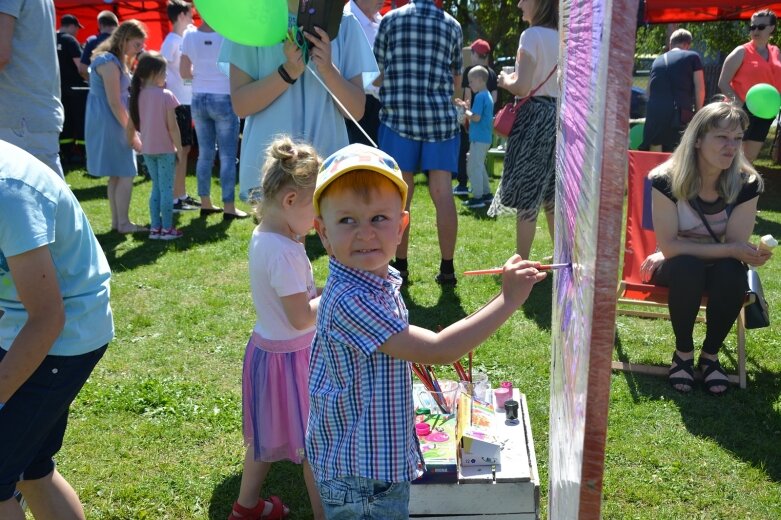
[504,399,519,423]
[415,422,432,436]
[494,387,511,410]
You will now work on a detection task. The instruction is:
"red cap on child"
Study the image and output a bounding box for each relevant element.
[470,39,491,55]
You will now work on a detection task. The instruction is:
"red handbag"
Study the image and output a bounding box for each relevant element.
[493,65,557,138]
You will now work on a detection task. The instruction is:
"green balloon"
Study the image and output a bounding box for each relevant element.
[629,123,644,150]
[745,83,781,119]
[194,0,288,47]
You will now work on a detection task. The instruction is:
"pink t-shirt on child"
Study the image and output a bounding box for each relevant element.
[138,86,180,154]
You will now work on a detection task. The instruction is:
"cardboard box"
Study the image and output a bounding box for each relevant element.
[456,393,502,467]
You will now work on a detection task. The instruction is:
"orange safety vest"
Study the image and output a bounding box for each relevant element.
[730,41,781,101]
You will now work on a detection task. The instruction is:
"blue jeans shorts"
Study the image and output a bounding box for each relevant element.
[378,123,459,175]
[317,476,410,519]
[0,345,107,501]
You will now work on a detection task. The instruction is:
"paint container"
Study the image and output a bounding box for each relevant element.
[415,422,432,436]
[494,387,511,410]
[504,399,519,424]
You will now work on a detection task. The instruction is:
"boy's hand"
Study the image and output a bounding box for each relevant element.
[501,254,547,307]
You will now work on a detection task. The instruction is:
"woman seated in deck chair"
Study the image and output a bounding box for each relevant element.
[640,101,772,395]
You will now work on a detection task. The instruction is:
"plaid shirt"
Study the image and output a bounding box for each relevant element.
[306,258,421,482]
[374,0,463,141]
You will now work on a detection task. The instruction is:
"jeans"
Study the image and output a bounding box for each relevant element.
[191,93,239,203]
[317,476,410,519]
[143,153,176,229]
[466,141,491,198]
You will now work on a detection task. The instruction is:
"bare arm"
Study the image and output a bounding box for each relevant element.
[0,13,15,72]
[500,49,535,98]
[179,53,193,81]
[693,69,705,110]
[306,27,366,119]
[652,188,768,265]
[379,256,546,364]
[280,293,320,330]
[0,246,65,404]
[78,61,89,80]
[453,72,462,101]
[166,106,182,152]
[98,61,128,127]
[718,47,745,102]
[229,36,305,118]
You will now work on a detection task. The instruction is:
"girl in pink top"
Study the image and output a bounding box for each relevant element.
[127,52,183,240]
[229,137,324,520]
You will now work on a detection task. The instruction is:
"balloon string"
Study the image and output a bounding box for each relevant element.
[306,62,378,148]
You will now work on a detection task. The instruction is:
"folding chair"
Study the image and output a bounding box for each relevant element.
[613,150,751,388]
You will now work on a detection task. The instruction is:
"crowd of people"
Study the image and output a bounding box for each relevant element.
[0,0,777,518]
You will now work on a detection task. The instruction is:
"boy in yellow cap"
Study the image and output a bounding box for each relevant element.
[306,143,546,517]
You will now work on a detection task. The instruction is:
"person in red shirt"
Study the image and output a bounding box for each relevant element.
[719,9,781,163]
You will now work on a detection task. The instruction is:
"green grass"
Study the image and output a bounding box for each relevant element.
[47,159,781,519]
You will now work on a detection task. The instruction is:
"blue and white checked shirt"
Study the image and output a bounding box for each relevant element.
[306,258,421,482]
[374,0,463,141]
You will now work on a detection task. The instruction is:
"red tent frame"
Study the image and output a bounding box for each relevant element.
[643,0,781,23]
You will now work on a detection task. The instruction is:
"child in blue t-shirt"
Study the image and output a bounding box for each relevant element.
[456,66,495,208]
[306,144,546,518]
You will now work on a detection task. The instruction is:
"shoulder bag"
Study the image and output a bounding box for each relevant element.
[493,65,557,138]
[691,198,770,329]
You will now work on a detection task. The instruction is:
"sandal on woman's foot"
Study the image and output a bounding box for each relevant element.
[698,356,729,396]
[669,352,694,393]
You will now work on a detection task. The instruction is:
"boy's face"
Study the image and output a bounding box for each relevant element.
[315,181,409,278]
[468,74,487,92]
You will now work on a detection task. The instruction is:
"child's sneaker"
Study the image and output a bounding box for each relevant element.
[160,227,183,240]
[149,227,162,240]
[463,197,486,209]
[452,184,470,196]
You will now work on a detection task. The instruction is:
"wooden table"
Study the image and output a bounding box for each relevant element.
[409,389,540,519]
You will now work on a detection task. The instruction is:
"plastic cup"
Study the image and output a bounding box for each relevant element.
[417,380,459,414]
[494,387,511,410]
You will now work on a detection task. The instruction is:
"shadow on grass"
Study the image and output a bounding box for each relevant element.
[521,274,554,331]
[614,335,781,483]
[304,233,328,264]
[403,284,468,330]
[208,462,313,520]
[96,216,232,273]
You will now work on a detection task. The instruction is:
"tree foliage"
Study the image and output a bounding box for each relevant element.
[635,21,749,60]
[443,0,527,61]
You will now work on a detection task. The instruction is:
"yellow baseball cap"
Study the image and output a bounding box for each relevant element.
[313,144,408,215]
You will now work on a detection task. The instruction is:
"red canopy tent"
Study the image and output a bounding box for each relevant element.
[643,0,781,23]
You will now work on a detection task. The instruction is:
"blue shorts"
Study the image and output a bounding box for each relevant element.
[0,345,107,501]
[317,476,410,519]
[378,123,459,174]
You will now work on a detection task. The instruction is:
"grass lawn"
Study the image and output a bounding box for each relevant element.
[46,156,781,519]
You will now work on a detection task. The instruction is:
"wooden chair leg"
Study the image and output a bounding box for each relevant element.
[737,308,747,389]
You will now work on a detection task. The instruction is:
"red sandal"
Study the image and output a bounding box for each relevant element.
[227,497,289,520]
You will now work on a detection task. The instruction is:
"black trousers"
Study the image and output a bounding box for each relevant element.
[651,255,747,355]
[346,94,382,146]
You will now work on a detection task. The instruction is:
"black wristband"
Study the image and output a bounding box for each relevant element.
[278,64,297,85]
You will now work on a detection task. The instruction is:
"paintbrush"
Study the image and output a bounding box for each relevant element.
[463,263,571,276]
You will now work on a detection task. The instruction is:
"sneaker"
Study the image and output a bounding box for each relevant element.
[435,272,457,285]
[160,227,184,240]
[149,227,162,240]
[173,199,198,212]
[463,198,486,209]
[481,193,494,201]
[182,195,201,207]
[452,185,470,196]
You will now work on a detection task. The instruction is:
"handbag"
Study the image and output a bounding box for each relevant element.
[493,65,557,138]
[691,199,770,329]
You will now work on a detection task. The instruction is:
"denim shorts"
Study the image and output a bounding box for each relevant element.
[378,123,459,175]
[0,345,107,501]
[317,476,410,519]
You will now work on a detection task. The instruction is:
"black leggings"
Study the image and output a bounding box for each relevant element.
[651,255,747,355]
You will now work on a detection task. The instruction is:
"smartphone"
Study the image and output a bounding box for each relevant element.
[298,0,343,41]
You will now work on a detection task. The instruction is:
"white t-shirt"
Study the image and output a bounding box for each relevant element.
[249,230,317,340]
[344,0,381,48]
[160,30,192,104]
[518,26,559,98]
[181,29,230,95]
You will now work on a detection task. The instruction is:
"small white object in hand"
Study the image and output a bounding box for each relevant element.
[759,234,777,251]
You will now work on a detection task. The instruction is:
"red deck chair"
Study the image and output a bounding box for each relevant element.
[613,150,751,388]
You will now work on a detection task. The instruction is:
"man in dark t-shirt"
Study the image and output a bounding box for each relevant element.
[57,14,87,162]
[642,29,706,152]
[78,10,118,80]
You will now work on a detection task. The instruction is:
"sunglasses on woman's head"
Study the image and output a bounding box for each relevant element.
[749,23,770,31]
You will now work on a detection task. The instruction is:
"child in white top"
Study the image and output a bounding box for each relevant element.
[126,51,183,239]
[229,137,324,520]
